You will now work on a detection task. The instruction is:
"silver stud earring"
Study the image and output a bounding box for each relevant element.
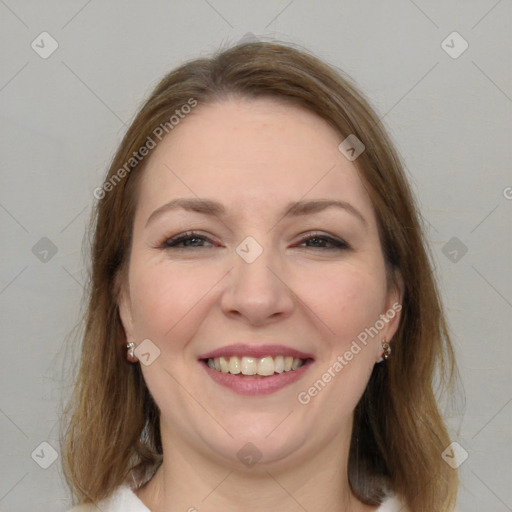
[126,342,138,363]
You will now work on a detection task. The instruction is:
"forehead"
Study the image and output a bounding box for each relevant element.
[135,97,373,222]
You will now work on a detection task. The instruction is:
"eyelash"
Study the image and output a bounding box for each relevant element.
[160,231,350,251]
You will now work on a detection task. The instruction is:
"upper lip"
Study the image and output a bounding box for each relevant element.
[198,344,315,361]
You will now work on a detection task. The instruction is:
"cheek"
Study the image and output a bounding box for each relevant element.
[293,267,385,427]
[128,258,223,345]
[291,261,388,345]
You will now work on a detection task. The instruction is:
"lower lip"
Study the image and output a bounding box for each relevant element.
[200,360,313,396]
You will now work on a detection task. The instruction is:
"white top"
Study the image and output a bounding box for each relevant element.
[68,483,407,511]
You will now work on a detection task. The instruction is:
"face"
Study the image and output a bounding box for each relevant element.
[118,97,401,471]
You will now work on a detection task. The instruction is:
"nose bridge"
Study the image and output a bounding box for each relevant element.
[234,239,276,288]
[221,234,294,323]
[233,235,281,294]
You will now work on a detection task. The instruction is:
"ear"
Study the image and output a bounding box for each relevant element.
[116,273,135,342]
[377,269,404,360]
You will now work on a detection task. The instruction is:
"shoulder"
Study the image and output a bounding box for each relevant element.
[67,484,150,512]
[376,494,410,511]
[68,506,97,512]
[375,495,457,512]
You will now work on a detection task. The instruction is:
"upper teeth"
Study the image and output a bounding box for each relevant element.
[207,355,305,376]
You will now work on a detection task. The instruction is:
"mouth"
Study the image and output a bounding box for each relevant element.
[198,344,315,395]
[204,355,309,376]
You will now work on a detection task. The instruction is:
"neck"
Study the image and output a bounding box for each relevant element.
[135,424,376,512]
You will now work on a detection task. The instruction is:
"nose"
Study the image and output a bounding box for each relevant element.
[220,244,295,326]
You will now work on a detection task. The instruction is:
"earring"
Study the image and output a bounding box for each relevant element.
[377,339,391,363]
[126,342,139,363]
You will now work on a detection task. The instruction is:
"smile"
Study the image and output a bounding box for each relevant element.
[206,355,306,376]
[198,344,315,395]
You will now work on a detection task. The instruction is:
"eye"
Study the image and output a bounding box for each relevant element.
[160,231,216,249]
[159,231,349,251]
[296,232,350,250]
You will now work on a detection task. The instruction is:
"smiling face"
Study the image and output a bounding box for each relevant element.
[118,96,401,472]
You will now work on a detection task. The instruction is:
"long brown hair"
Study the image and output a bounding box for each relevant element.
[61,40,459,511]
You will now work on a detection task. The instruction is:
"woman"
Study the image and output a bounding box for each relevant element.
[61,41,459,512]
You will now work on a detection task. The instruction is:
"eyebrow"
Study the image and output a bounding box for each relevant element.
[145,198,367,227]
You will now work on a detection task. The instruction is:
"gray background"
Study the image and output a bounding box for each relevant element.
[0,1,511,511]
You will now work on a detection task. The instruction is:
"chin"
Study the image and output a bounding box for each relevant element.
[208,435,310,473]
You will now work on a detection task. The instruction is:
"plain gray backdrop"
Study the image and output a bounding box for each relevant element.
[1,1,511,511]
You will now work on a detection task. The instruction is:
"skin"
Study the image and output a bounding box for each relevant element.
[118,96,402,512]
